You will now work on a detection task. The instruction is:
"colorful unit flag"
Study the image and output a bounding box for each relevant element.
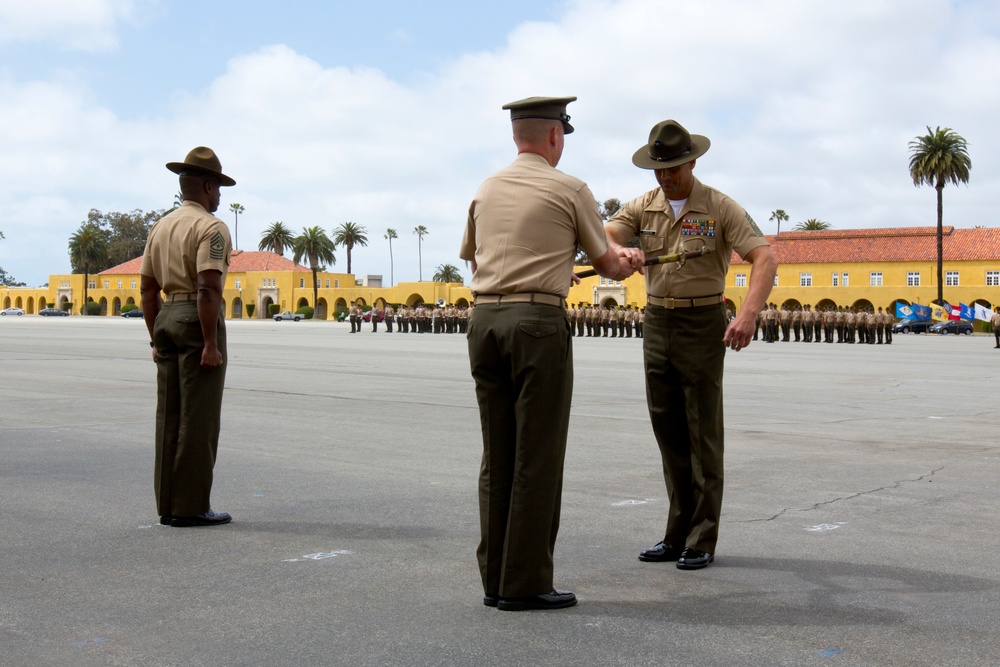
[910,303,931,320]
[959,303,974,321]
[931,303,950,322]
[974,303,993,322]
[897,303,915,319]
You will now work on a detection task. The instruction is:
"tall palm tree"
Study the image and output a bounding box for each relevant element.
[332,222,368,275]
[229,202,245,250]
[769,209,789,235]
[68,223,108,315]
[173,191,183,210]
[909,126,972,304]
[259,221,295,256]
[384,228,398,286]
[413,225,429,281]
[292,226,336,314]
[433,263,462,283]
[793,218,832,231]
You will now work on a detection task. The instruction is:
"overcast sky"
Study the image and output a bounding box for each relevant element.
[1,0,997,287]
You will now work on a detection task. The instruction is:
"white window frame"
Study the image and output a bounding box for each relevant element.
[800,272,812,287]
[987,271,1000,286]
[735,273,747,288]
[842,272,849,287]
[832,272,839,287]
[945,271,959,286]
[869,272,883,287]
[907,272,920,287]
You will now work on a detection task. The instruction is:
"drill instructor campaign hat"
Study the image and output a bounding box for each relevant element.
[632,120,710,170]
[502,96,577,134]
[166,146,237,186]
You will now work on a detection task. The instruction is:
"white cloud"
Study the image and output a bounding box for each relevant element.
[0,0,144,51]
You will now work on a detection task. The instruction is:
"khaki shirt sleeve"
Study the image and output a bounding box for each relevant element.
[196,218,232,274]
[575,183,609,260]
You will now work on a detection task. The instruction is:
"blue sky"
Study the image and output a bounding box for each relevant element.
[2,0,999,287]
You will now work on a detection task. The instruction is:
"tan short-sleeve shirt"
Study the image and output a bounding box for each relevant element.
[606,178,767,298]
[140,201,231,294]
[460,152,609,298]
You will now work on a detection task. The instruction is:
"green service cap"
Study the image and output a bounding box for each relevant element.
[502,96,577,134]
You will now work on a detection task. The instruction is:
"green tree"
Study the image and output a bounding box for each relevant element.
[413,225,429,281]
[173,191,183,209]
[433,263,462,283]
[229,202,245,250]
[793,218,832,231]
[68,223,108,315]
[259,221,295,256]
[384,228,398,286]
[909,126,972,304]
[86,208,161,268]
[599,198,621,221]
[292,226,336,313]
[332,221,368,275]
[770,209,789,235]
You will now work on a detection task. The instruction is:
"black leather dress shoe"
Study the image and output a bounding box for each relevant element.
[159,516,172,526]
[638,542,681,562]
[483,594,498,607]
[676,548,714,570]
[497,589,577,611]
[170,510,232,527]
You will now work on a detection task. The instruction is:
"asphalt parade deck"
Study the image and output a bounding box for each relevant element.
[1,316,997,666]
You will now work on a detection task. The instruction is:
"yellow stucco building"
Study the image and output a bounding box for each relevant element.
[4,227,1000,320]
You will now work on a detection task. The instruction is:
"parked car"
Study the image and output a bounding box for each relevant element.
[1,307,25,316]
[121,309,144,318]
[892,318,933,334]
[39,307,69,317]
[929,320,973,335]
[273,310,303,322]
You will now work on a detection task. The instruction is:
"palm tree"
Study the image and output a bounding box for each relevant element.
[259,221,295,256]
[68,223,108,315]
[909,126,972,304]
[173,191,183,210]
[413,225,429,281]
[292,226,337,314]
[433,263,462,283]
[229,203,245,250]
[793,218,832,231]
[769,209,789,235]
[332,222,368,275]
[384,228,398,286]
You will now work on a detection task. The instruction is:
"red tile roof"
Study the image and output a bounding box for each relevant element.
[732,226,1000,264]
[101,250,309,275]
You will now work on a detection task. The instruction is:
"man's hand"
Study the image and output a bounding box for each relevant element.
[201,344,223,369]
[617,245,646,275]
[723,311,755,351]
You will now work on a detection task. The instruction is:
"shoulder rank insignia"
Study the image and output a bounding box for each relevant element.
[209,231,226,261]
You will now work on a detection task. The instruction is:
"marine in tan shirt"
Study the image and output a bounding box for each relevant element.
[460,96,640,612]
[139,146,234,528]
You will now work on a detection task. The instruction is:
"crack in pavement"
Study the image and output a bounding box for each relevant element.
[740,466,946,523]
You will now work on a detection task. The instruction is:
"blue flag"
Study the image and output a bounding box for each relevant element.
[960,303,974,321]
[910,303,932,320]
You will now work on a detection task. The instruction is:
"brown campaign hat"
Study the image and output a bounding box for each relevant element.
[502,96,577,134]
[166,146,236,186]
[632,120,710,170]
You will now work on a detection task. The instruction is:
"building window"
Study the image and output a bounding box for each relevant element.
[800,272,812,287]
[870,272,883,287]
[987,271,1000,286]
[131,280,136,289]
[946,271,959,286]
[334,280,340,288]
[104,280,109,288]
[300,278,305,288]
[117,280,123,289]
[735,273,746,287]
[88,280,96,289]
[235,279,241,290]
[773,275,779,287]
[325,279,330,288]
[907,272,920,287]
[316,279,321,288]
[832,273,839,287]
[842,272,849,287]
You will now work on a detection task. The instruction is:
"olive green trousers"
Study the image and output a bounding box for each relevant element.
[467,303,572,598]
[152,302,227,517]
